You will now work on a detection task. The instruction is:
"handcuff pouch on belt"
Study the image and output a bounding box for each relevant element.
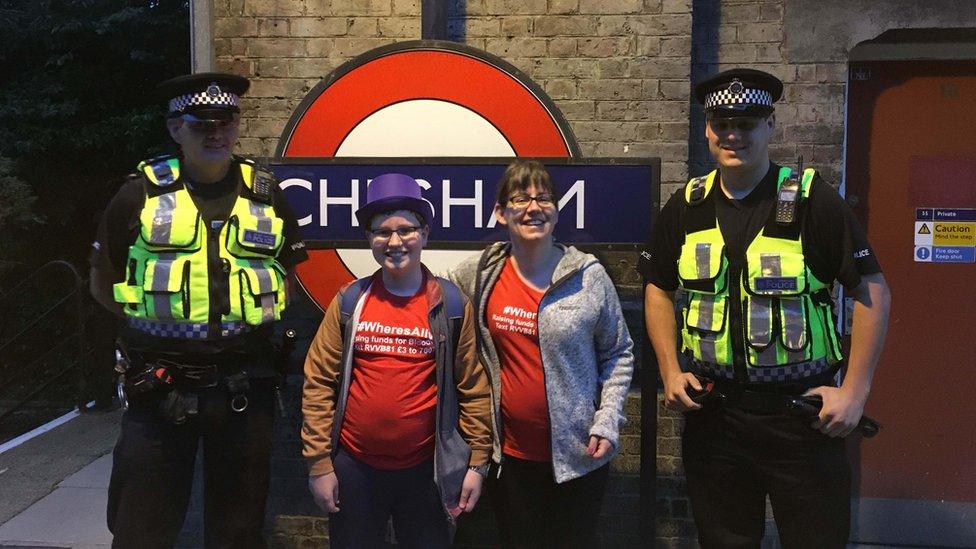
[159,390,198,425]
[225,372,250,413]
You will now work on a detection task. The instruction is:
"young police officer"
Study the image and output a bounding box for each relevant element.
[639,69,891,547]
[90,73,307,548]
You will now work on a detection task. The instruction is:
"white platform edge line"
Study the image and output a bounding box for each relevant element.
[0,402,94,455]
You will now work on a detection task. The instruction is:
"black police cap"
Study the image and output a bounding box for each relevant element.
[694,68,783,118]
[156,72,250,121]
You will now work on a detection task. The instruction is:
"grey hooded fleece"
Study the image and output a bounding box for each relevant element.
[449,242,635,483]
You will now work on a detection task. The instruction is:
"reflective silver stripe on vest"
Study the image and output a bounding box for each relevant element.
[699,336,718,364]
[695,243,711,279]
[760,253,781,278]
[151,253,178,320]
[247,260,277,323]
[150,193,177,244]
[781,298,807,351]
[692,294,715,331]
[749,296,777,364]
[248,199,274,242]
[754,337,779,365]
[751,253,786,365]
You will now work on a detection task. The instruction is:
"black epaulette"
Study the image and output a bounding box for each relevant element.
[688,176,708,206]
[136,155,183,197]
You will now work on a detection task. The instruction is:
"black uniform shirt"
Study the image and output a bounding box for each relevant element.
[90,158,308,359]
[637,163,881,379]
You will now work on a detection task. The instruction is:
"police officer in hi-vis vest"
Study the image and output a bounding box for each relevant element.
[89,73,307,548]
[639,69,891,547]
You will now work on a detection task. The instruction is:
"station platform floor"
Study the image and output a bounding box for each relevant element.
[0,408,119,548]
[0,407,910,549]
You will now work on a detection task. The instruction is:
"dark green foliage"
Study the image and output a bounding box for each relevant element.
[0,0,189,266]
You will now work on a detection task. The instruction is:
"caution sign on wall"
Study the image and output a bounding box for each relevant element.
[914,208,976,263]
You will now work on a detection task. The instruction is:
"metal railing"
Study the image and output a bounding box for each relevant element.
[0,260,90,431]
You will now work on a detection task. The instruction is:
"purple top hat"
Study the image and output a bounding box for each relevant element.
[354,173,435,228]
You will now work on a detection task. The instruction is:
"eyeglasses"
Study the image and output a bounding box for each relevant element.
[707,117,765,133]
[369,225,422,242]
[508,194,556,208]
[181,117,240,134]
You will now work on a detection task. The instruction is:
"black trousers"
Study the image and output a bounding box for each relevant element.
[107,378,275,549]
[329,448,451,549]
[489,454,609,549]
[682,405,851,549]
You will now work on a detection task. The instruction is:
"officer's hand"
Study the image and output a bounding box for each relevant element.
[457,469,484,513]
[663,372,703,411]
[587,435,614,459]
[804,386,866,438]
[309,472,340,513]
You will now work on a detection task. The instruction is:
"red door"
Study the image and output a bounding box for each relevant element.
[845,60,976,546]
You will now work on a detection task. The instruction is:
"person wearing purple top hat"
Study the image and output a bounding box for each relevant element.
[301,174,492,548]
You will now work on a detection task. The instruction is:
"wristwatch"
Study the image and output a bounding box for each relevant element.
[468,463,489,477]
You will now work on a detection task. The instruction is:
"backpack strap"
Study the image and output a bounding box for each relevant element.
[338,277,373,340]
[436,277,465,360]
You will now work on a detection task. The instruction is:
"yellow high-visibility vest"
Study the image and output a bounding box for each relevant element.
[113,156,286,339]
[677,167,843,382]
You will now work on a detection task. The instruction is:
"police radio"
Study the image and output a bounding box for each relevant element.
[775,156,803,225]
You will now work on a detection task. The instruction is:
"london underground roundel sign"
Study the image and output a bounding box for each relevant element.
[275,40,580,310]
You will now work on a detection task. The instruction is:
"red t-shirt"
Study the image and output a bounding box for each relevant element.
[486,258,551,462]
[339,275,437,470]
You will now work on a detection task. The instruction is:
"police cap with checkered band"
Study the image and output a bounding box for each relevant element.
[694,68,783,118]
[156,72,250,122]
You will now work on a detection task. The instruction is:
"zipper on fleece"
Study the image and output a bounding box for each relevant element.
[537,266,580,479]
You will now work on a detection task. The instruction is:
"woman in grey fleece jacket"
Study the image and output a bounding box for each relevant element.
[448,159,634,548]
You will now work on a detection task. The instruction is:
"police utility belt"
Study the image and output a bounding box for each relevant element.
[688,373,881,438]
[115,349,251,423]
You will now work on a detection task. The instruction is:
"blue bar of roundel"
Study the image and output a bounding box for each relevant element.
[271,162,656,244]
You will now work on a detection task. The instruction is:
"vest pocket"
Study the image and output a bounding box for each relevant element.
[139,208,202,250]
[743,251,807,297]
[112,278,143,312]
[682,292,731,365]
[225,214,284,259]
[142,256,192,321]
[236,263,284,325]
[678,241,728,294]
[745,295,812,366]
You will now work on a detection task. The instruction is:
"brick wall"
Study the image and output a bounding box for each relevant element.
[688,0,846,188]
[458,0,692,190]
[213,0,425,158]
[213,0,693,188]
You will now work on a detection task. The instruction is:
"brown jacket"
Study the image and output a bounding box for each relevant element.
[302,271,492,476]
